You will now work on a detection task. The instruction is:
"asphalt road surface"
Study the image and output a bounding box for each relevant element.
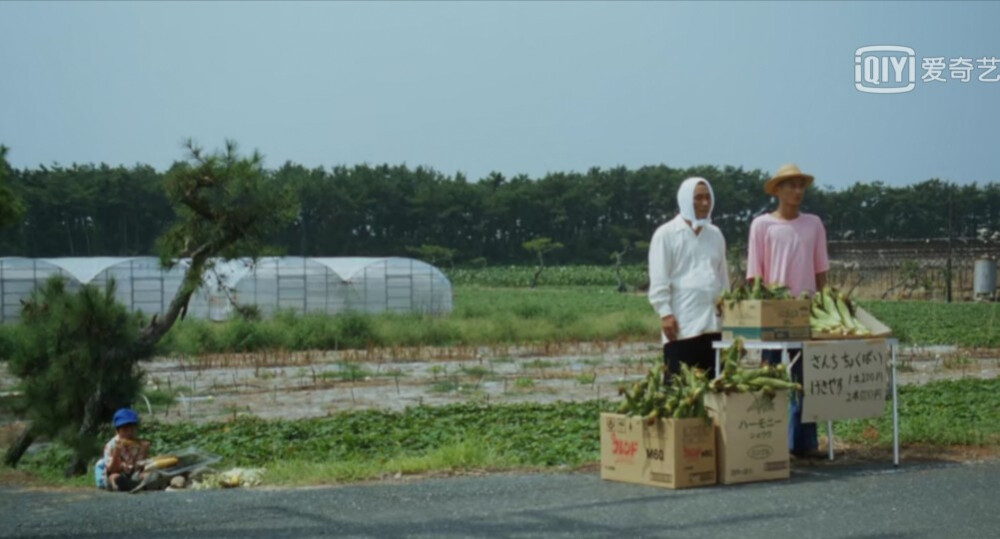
[2,459,997,538]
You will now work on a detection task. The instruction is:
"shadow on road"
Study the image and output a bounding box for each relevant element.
[785,456,967,486]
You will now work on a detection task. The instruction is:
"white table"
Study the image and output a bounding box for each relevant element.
[712,338,901,466]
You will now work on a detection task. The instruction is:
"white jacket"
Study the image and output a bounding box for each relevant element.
[648,215,729,343]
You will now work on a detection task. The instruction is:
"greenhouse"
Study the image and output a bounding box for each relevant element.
[0,256,452,323]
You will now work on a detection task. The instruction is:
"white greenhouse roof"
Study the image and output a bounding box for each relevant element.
[194,258,257,291]
[1,256,452,322]
[38,257,155,284]
[311,257,445,281]
[4,256,448,287]
[312,257,385,280]
[197,256,448,289]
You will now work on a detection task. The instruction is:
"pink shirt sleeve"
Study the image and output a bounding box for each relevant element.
[813,217,829,273]
[746,218,764,280]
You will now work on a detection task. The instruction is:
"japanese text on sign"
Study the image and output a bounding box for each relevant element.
[802,339,888,422]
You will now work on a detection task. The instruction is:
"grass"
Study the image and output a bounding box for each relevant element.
[835,377,1000,447]
[429,364,447,375]
[941,355,975,370]
[142,388,180,408]
[522,359,558,371]
[6,377,999,487]
[446,265,648,288]
[5,288,996,361]
[8,400,607,487]
[862,300,1000,348]
[318,362,374,382]
[428,377,461,394]
[135,385,193,416]
[458,365,493,378]
[147,286,659,356]
[143,295,1000,355]
[427,376,484,396]
[10,445,94,488]
[264,440,518,486]
[513,377,535,389]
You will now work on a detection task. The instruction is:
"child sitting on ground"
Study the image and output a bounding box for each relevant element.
[101,408,151,492]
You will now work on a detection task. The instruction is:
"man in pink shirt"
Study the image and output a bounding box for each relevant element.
[747,163,829,458]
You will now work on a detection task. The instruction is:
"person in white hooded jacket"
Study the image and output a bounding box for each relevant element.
[647,177,729,378]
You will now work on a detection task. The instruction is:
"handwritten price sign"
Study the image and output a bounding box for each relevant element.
[802,339,888,422]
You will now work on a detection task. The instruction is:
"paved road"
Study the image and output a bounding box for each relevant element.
[2,459,997,538]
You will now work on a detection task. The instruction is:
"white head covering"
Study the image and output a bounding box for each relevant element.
[676,176,714,228]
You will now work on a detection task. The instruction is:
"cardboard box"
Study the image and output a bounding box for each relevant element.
[810,306,892,340]
[722,299,811,341]
[704,390,790,485]
[599,413,717,489]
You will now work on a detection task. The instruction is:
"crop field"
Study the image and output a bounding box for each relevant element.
[11,376,999,487]
[3,285,995,358]
[3,286,997,428]
[862,300,1000,348]
[446,265,649,289]
[2,282,999,487]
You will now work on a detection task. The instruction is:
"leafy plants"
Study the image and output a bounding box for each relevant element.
[11,376,1000,487]
[721,276,796,305]
[447,265,649,288]
[513,377,536,389]
[863,300,1000,348]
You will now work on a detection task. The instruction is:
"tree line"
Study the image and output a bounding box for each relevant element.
[1,155,998,264]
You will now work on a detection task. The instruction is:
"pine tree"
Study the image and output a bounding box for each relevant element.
[3,141,297,475]
[6,278,145,474]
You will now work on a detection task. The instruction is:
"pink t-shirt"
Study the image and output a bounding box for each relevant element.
[746,213,829,296]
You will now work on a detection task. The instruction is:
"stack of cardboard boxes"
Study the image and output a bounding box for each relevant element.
[600,389,791,488]
[600,299,805,489]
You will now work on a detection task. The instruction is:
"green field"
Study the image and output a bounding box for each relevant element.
[152,286,658,355]
[156,290,1000,353]
[862,300,1000,348]
[5,286,999,487]
[3,286,998,359]
[835,377,1000,447]
[13,377,998,487]
[446,265,649,288]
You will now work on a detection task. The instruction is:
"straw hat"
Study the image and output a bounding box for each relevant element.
[764,163,814,195]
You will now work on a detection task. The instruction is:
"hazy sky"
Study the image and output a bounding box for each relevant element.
[2,1,999,188]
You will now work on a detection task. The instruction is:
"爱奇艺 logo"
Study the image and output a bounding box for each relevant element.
[855,46,916,94]
[855,45,1000,94]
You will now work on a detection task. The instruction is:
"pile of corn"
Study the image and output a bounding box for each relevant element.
[616,363,709,424]
[720,276,805,306]
[810,286,871,336]
[708,338,801,398]
[615,338,801,422]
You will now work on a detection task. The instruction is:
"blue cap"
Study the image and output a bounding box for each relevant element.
[112,408,139,429]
